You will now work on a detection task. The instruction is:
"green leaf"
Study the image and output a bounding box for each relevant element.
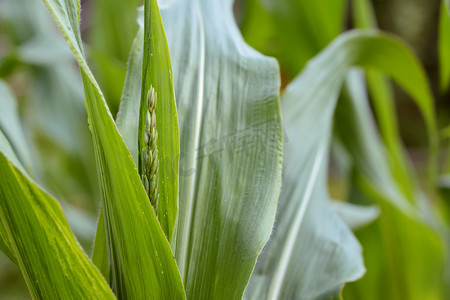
[0,143,115,299]
[92,209,109,281]
[0,79,35,263]
[139,1,283,298]
[92,28,144,279]
[139,0,180,241]
[337,71,444,300]
[351,0,425,200]
[246,30,439,299]
[41,0,185,298]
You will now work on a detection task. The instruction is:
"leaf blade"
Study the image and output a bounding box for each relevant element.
[246,30,439,299]
[0,150,116,299]
[41,0,186,298]
[147,1,284,298]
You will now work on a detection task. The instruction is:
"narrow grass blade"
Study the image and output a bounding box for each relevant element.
[246,30,439,299]
[337,71,444,300]
[40,0,186,298]
[139,0,180,241]
[0,80,34,174]
[351,0,428,199]
[142,1,284,298]
[116,29,144,166]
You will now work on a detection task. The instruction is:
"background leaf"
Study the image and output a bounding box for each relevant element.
[139,0,180,241]
[336,71,444,300]
[245,30,441,299]
[240,0,346,79]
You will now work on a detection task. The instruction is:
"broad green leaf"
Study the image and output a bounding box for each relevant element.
[41,0,185,298]
[351,0,439,186]
[337,71,444,300]
[0,79,34,263]
[139,0,180,241]
[92,29,144,278]
[0,146,115,299]
[245,30,439,299]
[344,179,444,300]
[139,0,283,298]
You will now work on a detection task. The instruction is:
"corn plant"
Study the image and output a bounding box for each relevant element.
[0,0,448,299]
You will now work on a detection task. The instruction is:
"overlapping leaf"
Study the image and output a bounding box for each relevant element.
[0,148,116,299]
[41,0,185,298]
[139,0,180,240]
[245,30,440,299]
[130,0,283,298]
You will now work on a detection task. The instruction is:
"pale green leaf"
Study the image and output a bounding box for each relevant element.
[41,0,185,298]
[351,0,426,199]
[0,147,115,299]
[0,81,34,174]
[337,70,444,300]
[92,210,109,281]
[92,28,144,279]
[141,0,284,298]
[246,30,439,299]
[116,29,144,165]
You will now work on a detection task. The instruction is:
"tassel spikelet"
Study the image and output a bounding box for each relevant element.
[142,86,159,214]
